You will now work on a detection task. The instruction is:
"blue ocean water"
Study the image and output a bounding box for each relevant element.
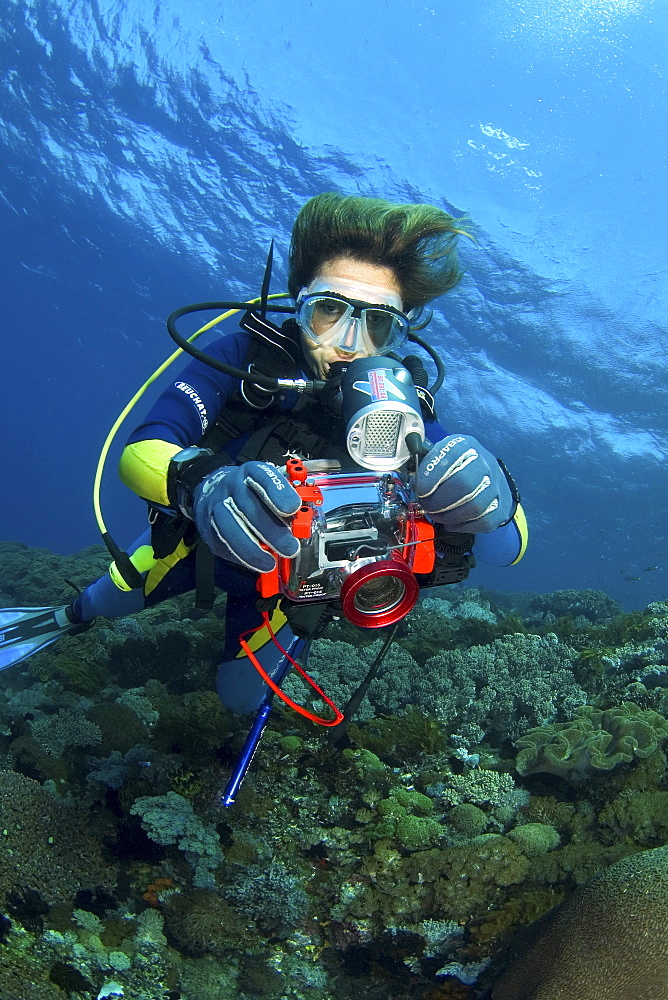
[1,0,667,609]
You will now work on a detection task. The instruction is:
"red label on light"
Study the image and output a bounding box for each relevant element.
[369,369,388,401]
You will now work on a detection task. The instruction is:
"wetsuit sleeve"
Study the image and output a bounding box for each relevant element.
[474,504,528,566]
[118,330,249,505]
[422,415,528,566]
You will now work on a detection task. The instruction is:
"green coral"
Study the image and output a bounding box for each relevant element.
[507,822,561,855]
[515,702,668,782]
[0,923,71,1000]
[34,649,109,695]
[347,706,448,764]
[599,789,668,844]
[449,803,489,836]
[86,701,150,755]
[394,814,443,851]
[388,787,435,815]
[279,734,303,754]
[364,786,442,850]
[433,835,531,917]
[151,690,230,762]
[341,747,388,782]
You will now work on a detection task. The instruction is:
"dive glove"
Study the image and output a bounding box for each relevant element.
[191,462,301,572]
[415,434,514,533]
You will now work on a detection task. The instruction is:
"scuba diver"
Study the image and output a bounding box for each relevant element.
[0,193,528,798]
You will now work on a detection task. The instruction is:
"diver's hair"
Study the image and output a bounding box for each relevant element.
[288,192,468,310]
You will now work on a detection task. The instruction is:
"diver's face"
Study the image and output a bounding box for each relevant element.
[298,257,404,380]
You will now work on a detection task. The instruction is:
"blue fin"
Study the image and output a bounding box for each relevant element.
[0,607,80,671]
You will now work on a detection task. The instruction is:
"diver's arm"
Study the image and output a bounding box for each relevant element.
[119,440,182,506]
[473,504,528,566]
[416,424,528,566]
[118,331,248,505]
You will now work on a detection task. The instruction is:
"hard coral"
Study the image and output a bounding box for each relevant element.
[0,925,68,1000]
[506,823,560,856]
[223,859,310,936]
[162,888,249,955]
[0,541,108,606]
[515,702,668,782]
[150,689,229,761]
[599,788,668,844]
[420,633,586,743]
[348,707,448,764]
[0,770,116,904]
[86,701,150,755]
[38,649,109,695]
[130,791,224,888]
[433,835,530,920]
[492,846,668,1000]
[30,708,102,757]
[529,588,621,623]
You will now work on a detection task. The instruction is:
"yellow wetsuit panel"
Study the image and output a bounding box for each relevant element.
[510,502,529,565]
[236,607,289,656]
[144,539,198,596]
[119,439,182,506]
[108,539,197,594]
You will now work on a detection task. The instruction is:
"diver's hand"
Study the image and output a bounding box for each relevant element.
[192,462,301,572]
[415,434,514,532]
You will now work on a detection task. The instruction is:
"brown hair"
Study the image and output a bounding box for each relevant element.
[288,192,468,310]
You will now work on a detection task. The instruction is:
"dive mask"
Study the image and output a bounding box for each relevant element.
[296,278,411,355]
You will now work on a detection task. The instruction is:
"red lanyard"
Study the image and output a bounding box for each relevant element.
[238,612,343,727]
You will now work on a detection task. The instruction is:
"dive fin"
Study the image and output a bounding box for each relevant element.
[0,606,85,672]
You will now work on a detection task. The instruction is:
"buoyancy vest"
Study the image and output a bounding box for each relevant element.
[198,311,353,467]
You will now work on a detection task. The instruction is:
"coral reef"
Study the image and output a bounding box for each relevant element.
[30,708,102,757]
[529,587,621,623]
[130,791,224,888]
[39,906,178,999]
[0,541,109,607]
[293,628,586,746]
[1,541,668,999]
[421,633,587,743]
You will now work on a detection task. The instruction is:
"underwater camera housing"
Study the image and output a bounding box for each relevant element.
[258,458,436,628]
[256,357,474,629]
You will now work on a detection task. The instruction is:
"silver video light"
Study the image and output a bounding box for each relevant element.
[340,358,425,470]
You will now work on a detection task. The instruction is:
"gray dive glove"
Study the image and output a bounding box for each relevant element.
[415,434,515,532]
[191,461,302,572]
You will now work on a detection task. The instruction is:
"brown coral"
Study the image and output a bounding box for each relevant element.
[0,770,116,904]
[162,888,250,955]
[492,846,668,1000]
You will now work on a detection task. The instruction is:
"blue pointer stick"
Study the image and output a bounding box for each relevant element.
[220,635,308,807]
